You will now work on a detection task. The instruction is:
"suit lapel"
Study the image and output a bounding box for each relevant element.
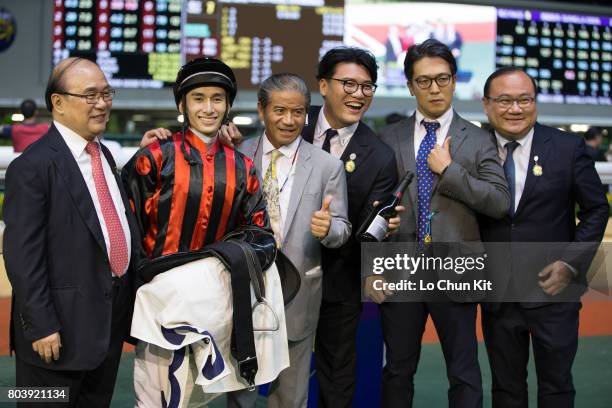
[431,112,468,193]
[301,106,321,144]
[101,144,140,264]
[398,116,418,223]
[48,127,108,257]
[283,142,312,241]
[254,137,264,177]
[341,122,373,187]
[515,124,550,216]
[447,111,469,157]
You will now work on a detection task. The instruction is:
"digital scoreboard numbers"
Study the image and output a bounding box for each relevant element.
[496,8,612,105]
[52,0,182,88]
[183,0,345,91]
[53,0,344,90]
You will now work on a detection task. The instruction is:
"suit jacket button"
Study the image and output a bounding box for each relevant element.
[105,292,112,300]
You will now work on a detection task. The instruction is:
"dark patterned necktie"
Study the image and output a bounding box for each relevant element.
[322,128,338,153]
[504,141,520,217]
[416,121,440,242]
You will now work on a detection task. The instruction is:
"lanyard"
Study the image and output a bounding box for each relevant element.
[254,134,302,193]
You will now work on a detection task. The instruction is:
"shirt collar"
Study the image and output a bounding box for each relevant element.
[315,107,360,145]
[262,133,301,159]
[415,107,454,129]
[190,127,217,144]
[54,120,99,158]
[495,127,534,149]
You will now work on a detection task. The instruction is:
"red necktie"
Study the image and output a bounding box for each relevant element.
[85,142,129,276]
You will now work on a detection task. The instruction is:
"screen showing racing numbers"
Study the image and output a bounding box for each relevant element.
[52,0,345,90]
[53,0,183,88]
[496,8,612,105]
[183,0,344,91]
[53,1,608,103]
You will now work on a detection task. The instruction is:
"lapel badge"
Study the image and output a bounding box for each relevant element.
[532,155,543,177]
[345,153,357,173]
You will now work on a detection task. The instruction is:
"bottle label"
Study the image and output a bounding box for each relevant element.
[365,215,389,241]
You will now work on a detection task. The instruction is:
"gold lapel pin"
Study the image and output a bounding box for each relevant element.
[532,155,543,176]
[345,153,356,173]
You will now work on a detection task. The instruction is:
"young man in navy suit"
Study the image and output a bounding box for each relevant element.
[4,58,140,407]
[299,47,402,408]
[479,67,609,408]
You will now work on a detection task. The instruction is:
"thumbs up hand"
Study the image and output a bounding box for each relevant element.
[428,136,452,175]
[311,195,333,239]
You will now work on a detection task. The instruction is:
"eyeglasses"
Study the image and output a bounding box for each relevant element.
[413,74,453,89]
[328,78,377,97]
[58,89,116,104]
[485,95,535,109]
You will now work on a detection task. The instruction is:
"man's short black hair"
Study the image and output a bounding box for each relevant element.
[19,99,37,119]
[483,66,539,97]
[317,47,378,83]
[584,126,603,141]
[403,39,457,81]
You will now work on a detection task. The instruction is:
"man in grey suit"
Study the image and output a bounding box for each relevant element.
[228,73,351,408]
[373,39,510,408]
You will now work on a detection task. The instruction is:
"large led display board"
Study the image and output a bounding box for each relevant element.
[51,1,611,105]
[52,0,344,90]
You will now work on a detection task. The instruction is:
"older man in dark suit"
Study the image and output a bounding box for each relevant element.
[479,67,609,408]
[376,39,510,408]
[4,57,140,407]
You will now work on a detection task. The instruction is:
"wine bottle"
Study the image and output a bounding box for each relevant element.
[357,170,414,242]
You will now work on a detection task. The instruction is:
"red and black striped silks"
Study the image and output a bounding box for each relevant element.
[123,128,271,260]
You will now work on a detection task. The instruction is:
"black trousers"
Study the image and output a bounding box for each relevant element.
[314,298,363,408]
[15,277,130,408]
[379,301,483,408]
[482,302,580,408]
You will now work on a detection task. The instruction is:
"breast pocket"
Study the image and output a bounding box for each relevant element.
[301,191,321,204]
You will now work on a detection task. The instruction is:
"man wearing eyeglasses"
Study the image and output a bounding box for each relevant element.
[376,39,509,408]
[479,67,608,407]
[178,47,402,407]
[298,47,401,408]
[3,57,140,406]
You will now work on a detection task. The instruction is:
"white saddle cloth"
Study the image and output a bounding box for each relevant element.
[131,255,289,405]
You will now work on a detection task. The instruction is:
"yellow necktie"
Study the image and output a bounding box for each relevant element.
[263,150,282,247]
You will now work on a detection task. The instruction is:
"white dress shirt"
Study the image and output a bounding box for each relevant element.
[54,120,131,275]
[261,134,301,239]
[495,128,534,213]
[313,108,359,159]
[413,108,454,159]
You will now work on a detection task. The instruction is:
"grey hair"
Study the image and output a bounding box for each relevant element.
[257,73,311,109]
